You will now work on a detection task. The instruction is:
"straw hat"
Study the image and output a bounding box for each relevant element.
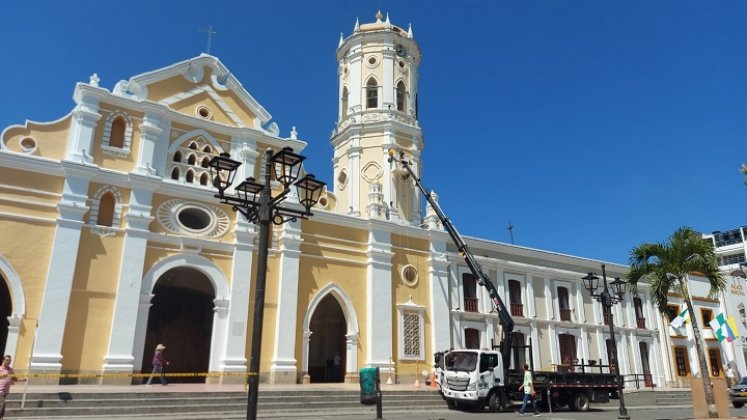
[156,344,166,351]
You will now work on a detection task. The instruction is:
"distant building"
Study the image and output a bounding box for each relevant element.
[0,11,665,387]
[703,227,747,268]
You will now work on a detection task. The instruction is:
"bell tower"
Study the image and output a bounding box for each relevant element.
[330,11,423,225]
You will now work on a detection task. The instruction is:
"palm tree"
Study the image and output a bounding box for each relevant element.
[627,226,725,419]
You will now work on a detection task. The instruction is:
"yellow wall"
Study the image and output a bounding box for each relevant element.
[1,116,72,160]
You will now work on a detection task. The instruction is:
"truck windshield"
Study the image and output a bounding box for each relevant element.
[445,351,478,372]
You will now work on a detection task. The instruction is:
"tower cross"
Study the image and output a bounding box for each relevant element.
[507,222,514,244]
[199,25,218,54]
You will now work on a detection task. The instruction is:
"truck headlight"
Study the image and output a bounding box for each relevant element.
[467,382,476,391]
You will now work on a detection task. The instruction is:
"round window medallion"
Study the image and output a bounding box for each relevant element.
[401,265,419,287]
[196,106,212,119]
[177,206,212,232]
[318,196,329,208]
[365,55,379,69]
[397,59,407,71]
[19,137,37,154]
[157,200,230,237]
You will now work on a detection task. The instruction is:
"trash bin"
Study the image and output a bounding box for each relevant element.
[359,366,379,405]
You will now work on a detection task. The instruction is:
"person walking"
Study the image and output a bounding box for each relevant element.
[0,355,24,419]
[516,363,540,417]
[726,364,736,388]
[146,344,169,386]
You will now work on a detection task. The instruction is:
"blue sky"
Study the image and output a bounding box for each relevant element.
[2,1,746,265]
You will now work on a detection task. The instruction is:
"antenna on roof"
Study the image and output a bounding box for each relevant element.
[507,222,514,244]
[199,25,218,55]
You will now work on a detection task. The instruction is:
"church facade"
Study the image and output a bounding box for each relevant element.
[0,12,677,387]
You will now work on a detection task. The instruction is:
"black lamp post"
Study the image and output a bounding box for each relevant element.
[209,147,325,420]
[582,264,630,420]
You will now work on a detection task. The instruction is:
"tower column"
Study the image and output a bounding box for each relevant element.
[366,229,393,369]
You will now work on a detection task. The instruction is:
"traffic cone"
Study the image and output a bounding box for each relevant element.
[431,371,436,389]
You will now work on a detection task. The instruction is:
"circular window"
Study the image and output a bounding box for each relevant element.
[365,55,379,68]
[176,206,213,232]
[337,170,348,191]
[196,106,212,119]
[318,196,329,208]
[397,59,407,71]
[19,137,37,154]
[401,265,419,287]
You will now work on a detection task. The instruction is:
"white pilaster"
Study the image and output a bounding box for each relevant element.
[366,228,393,368]
[135,110,168,176]
[4,316,21,360]
[348,142,361,216]
[526,274,536,318]
[428,239,450,353]
[31,163,93,375]
[65,90,101,163]
[544,277,554,321]
[382,49,394,107]
[221,219,256,374]
[270,219,303,384]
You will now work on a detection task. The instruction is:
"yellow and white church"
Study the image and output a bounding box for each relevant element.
[0,12,672,386]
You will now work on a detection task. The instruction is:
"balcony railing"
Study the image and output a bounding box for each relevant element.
[511,303,524,317]
[636,317,646,329]
[560,308,572,321]
[464,297,478,313]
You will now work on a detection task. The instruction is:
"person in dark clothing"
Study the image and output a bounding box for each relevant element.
[146,344,169,386]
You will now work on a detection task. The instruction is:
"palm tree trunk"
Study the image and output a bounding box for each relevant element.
[685,298,718,418]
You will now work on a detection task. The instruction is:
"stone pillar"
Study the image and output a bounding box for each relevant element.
[30,163,93,382]
[366,229,393,370]
[270,219,303,384]
[132,292,154,375]
[207,298,230,383]
[4,316,21,361]
[301,331,312,384]
[344,333,359,383]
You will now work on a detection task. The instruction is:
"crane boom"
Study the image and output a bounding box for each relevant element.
[389,151,514,370]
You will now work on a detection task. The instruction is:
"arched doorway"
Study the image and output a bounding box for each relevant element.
[141,267,215,383]
[308,294,346,383]
[0,275,10,355]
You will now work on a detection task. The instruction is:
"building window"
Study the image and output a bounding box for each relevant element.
[509,280,523,317]
[719,253,746,266]
[559,334,577,368]
[701,308,714,328]
[714,229,743,247]
[366,78,378,109]
[639,342,653,386]
[708,348,722,377]
[397,298,425,360]
[673,346,689,377]
[634,297,645,329]
[168,135,221,188]
[396,81,407,112]
[465,328,480,349]
[88,186,123,233]
[512,333,526,370]
[558,286,571,321]
[666,304,680,323]
[101,111,133,156]
[463,273,478,312]
[97,192,116,227]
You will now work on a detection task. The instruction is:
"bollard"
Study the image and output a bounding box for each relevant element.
[375,367,383,420]
[430,371,436,389]
[413,360,420,388]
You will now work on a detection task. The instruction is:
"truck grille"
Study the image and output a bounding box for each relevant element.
[446,375,469,391]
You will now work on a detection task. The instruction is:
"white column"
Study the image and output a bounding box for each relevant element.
[449,263,460,349]
[4,316,21,360]
[529,321,540,369]
[210,298,230,373]
[580,326,590,365]
[31,164,93,378]
[221,220,256,375]
[270,219,303,384]
[132,293,154,372]
[65,90,101,163]
[301,331,312,383]
[102,177,158,379]
[575,282,587,323]
[382,49,395,107]
[428,239,450,353]
[348,143,361,216]
[366,229,393,369]
[345,333,359,382]
[349,54,362,112]
[525,274,536,318]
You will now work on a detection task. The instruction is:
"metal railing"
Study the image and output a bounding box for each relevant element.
[624,373,655,389]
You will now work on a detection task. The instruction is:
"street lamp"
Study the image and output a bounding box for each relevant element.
[209,147,325,420]
[582,264,630,420]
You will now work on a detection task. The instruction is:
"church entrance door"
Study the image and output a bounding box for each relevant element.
[141,267,215,383]
[308,294,346,383]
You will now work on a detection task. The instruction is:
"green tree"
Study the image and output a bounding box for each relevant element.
[627,226,725,419]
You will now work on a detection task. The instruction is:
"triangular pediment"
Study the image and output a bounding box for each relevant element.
[114,54,272,131]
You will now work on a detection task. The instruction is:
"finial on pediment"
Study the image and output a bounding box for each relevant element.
[375,10,383,23]
[89,73,100,87]
[290,126,298,139]
[354,17,360,33]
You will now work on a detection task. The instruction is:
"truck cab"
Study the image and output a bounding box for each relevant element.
[438,349,508,411]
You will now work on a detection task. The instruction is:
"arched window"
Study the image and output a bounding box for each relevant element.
[508,280,523,317]
[189,142,198,150]
[341,86,349,119]
[171,168,180,180]
[366,78,378,109]
[201,157,210,168]
[109,117,126,148]
[173,151,182,163]
[202,145,212,153]
[186,170,195,183]
[187,154,197,165]
[396,81,407,112]
[199,173,209,186]
[97,192,116,227]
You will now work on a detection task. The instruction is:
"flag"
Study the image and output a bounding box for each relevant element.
[670,308,689,328]
[728,316,741,339]
[709,313,737,342]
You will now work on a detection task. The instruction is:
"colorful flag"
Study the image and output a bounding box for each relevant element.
[709,313,737,342]
[670,308,689,328]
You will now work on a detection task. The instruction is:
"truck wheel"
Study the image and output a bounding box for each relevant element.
[446,398,457,410]
[734,402,744,409]
[488,391,504,412]
[570,393,590,412]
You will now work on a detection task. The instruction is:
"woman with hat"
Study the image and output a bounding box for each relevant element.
[146,344,169,386]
